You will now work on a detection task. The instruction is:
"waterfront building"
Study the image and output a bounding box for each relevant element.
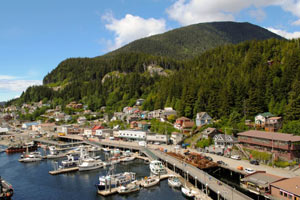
[146,133,169,144]
[241,171,284,196]
[238,130,300,160]
[118,130,146,141]
[270,177,300,200]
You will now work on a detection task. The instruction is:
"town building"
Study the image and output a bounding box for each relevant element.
[146,133,169,144]
[22,122,39,130]
[0,127,8,135]
[270,177,300,200]
[240,171,284,196]
[201,128,219,139]
[195,112,212,127]
[213,134,238,149]
[265,117,283,132]
[170,132,183,145]
[254,112,274,127]
[238,130,300,160]
[118,130,146,141]
[32,123,56,133]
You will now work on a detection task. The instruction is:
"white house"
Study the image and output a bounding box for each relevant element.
[213,134,237,149]
[170,132,183,145]
[255,112,275,126]
[118,130,146,141]
[195,112,212,127]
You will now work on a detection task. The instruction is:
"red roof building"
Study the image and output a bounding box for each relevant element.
[238,130,300,160]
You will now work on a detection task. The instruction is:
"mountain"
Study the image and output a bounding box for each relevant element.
[12,21,300,123]
[106,21,283,59]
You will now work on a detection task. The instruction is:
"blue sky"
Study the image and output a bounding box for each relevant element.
[1,0,300,101]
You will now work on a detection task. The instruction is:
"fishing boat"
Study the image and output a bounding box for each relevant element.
[117,181,140,194]
[149,160,166,175]
[61,154,79,168]
[121,156,135,162]
[181,186,197,198]
[0,177,13,199]
[78,156,103,171]
[5,142,37,153]
[168,175,182,188]
[140,176,160,188]
[97,169,136,191]
[19,151,42,162]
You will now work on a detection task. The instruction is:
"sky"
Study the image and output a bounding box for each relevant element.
[1,0,300,102]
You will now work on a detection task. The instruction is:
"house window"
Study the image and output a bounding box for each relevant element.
[284,193,287,197]
[288,194,292,199]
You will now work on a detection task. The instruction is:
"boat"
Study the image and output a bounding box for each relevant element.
[61,154,79,168]
[88,146,101,152]
[117,181,140,194]
[168,175,182,188]
[48,146,58,155]
[97,171,136,191]
[19,151,42,162]
[140,176,160,188]
[102,147,111,152]
[0,177,13,199]
[121,156,135,162]
[0,147,5,153]
[149,160,167,175]
[78,156,103,171]
[5,142,38,153]
[181,186,197,198]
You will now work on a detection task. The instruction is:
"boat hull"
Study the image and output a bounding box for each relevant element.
[6,145,38,153]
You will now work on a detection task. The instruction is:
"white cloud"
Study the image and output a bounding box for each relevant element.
[292,19,300,26]
[0,75,42,92]
[103,13,167,50]
[0,75,16,80]
[267,27,300,39]
[166,0,300,26]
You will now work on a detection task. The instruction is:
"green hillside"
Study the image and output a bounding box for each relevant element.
[106,21,283,59]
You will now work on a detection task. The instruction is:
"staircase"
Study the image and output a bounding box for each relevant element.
[235,144,250,159]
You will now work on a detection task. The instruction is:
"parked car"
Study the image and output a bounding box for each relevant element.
[154,142,160,145]
[231,155,241,160]
[217,160,227,165]
[216,152,223,156]
[250,160,259,165]
[244,168,256,174]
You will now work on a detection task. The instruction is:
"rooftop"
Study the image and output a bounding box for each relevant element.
[242,171,284,187]
[238,130,300,142]
[271,177,300,196]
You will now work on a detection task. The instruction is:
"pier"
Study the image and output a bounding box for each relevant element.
[49,167,79,175]
[56,135,253,199]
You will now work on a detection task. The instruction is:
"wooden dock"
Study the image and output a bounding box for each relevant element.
[49,167,79,175]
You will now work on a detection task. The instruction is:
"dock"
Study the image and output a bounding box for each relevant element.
[49,167,79,175]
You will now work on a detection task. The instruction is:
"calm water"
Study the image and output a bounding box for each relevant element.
[0,149,186,200]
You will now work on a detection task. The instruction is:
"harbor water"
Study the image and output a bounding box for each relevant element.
[0,149,186,200]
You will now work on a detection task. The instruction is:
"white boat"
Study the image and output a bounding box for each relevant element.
[0,147,5,153]
[48,146,58,155]
[117,181,140,194]
[19,152,42,162]
[149,160,166,175]
[61,154,79,167]
[88,146,101,152]
[102,148,111,152]
[141,176,160,188]
[79,157,103,171]
[181,186,197,198]
[168,175,182,188]
[97,171,136,191]
[121,156,135,162]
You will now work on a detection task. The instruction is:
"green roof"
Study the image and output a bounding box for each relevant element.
[255,112,275,118]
